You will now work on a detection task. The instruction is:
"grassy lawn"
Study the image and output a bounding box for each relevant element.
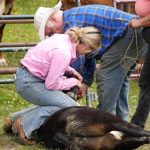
[0,0,150,149]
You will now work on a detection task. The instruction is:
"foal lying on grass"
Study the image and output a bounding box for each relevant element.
[37,106,150,150]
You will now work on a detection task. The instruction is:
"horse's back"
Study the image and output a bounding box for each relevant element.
[81,0,113,6]
[61,0,135,14]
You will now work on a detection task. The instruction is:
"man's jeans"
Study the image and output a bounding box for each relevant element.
[131,27,150,127]
[96,27,147,121]
[12,67,77,138]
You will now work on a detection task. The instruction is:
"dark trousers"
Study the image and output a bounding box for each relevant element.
[131,27,150,127]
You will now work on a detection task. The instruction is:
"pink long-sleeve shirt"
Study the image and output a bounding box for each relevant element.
[21,34,78,90]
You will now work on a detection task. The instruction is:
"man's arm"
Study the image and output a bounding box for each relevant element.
[77,58,96,99]
[82,57,96,86]
[71,56,96,98]
[127,14,150,28]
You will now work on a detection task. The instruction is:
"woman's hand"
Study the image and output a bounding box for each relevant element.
[72,70,83,82]
[76,80,82,91]
[77,83,89,99]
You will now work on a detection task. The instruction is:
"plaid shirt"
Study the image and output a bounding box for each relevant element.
[63,4,137,85]
[63,4,137,56]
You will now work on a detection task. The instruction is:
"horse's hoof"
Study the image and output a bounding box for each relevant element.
[0,58,8,66]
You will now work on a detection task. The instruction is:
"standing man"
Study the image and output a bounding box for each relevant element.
[33,1,147,121]
[127,0,150,128]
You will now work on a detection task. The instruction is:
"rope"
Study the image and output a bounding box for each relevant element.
[120,28,140,72]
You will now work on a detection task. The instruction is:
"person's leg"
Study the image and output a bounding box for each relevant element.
[131,86,150,128]
[131,28,150,127]
[96,55,129,116]
[11,55,85,120]
[116,76,130,121]
[13,67,78,139]
[11,105,39,121]
[21,106,61,138]
[13,102,77,140]
[96,28,147,119]
[116,63,137,121]
[15,67,77,107]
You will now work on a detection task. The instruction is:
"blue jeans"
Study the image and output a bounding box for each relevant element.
[12,67,77,138]
[116,76,130,121]
[96,27,147,121]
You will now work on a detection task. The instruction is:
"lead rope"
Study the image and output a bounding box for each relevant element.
[120,28,139,72]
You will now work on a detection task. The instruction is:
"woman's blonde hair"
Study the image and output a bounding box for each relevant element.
[66,26,101,51]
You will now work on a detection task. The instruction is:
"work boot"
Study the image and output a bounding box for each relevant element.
[12,117,37,145]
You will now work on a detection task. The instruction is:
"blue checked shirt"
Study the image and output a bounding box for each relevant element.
[63,4,137,85]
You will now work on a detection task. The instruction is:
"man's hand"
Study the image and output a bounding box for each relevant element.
[126,18,142,29]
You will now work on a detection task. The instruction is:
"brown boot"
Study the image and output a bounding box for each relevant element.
[12,117,37,145]
[3,118,13,134]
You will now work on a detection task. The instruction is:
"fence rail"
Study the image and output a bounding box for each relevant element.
[0,67,18,74]
[0,15,34,24]
[0,15,36,84]
[0,47,31,52]
[0,43,37,58]
[0,42,37,47]
[0,15,34,19]
[0,79,15,84]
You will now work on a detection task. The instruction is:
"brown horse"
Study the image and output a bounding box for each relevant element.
[59,0,135,14]
[38,106,150,150]
[0,0,14,66]
[60,0,113,10]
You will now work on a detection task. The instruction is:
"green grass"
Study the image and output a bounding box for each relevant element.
[0,80,150,149]
[0,0,150,149]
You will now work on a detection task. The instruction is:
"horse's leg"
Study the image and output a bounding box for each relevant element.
[0,53,7,66]
[0,0,6,66]
[71,133,121,150]
[54,132,72,148]
[0,0,14,66]
[66,121,112,137]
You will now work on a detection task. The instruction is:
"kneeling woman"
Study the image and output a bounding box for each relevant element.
[5,26,101,145]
